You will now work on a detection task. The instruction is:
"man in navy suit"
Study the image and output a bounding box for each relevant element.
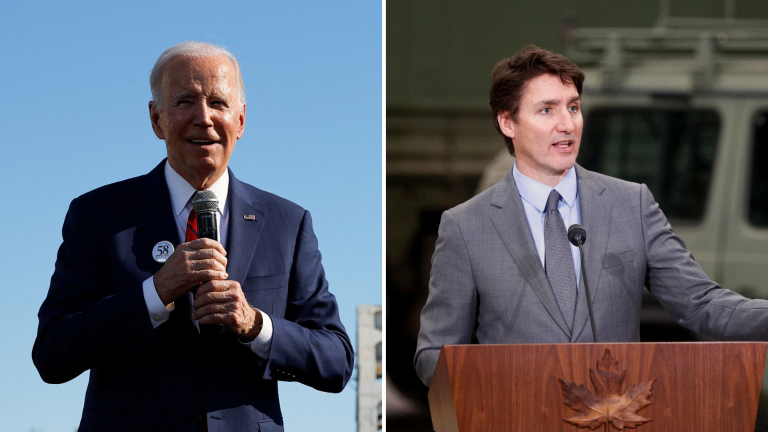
[33,42,353,431]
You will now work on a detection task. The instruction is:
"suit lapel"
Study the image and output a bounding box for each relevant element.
[571,165,611,341]
[225,169,267,284]
[490,170,571,337]
[130,160,198,330]
[131,160,180,269]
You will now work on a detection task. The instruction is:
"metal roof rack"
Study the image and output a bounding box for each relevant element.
[564,2,768,91]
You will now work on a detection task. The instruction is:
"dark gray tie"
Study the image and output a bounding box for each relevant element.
[544,189,577,330]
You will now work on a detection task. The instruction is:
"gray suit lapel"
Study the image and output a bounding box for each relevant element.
[490,170,571,337]
[571,165,611,341]
[225,169,267,284]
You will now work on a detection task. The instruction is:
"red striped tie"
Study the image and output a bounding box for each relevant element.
[186,209,198,242]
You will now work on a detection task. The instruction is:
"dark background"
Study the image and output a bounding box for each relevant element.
[386,1,768,431]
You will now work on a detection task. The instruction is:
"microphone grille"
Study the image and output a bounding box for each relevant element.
[192,190,219,213]
[567,224,587,246]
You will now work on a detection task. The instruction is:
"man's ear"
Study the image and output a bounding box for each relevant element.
[149,101,165,140]
[497,112,515,140]
[236,103,246,140]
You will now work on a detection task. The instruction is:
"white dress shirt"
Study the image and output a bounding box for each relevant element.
[141,161,273,358]
[512,162,582,286]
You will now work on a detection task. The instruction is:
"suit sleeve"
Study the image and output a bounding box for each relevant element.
[641,184,768,340]
[32,198,156,384]
[414,210,478,387]
[260,210,354,393]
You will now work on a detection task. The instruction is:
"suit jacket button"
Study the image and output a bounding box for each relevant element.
[190,414,203,424]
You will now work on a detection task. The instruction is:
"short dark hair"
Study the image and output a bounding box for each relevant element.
[490,45,585,155]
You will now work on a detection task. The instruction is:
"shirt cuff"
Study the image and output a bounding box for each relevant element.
[142,276,173,329]
[241,310,273,358]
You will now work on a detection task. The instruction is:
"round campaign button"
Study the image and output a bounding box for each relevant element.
[152,241,174,263]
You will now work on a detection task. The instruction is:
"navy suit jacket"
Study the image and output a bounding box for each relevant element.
[33,160,354,432]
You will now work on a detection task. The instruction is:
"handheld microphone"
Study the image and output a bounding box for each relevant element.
[192,190,219,241]
[191,190,220,335]
[567,224,599,342]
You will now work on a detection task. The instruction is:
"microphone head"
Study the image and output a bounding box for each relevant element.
[192,190,219,214]
[567,224,587,246]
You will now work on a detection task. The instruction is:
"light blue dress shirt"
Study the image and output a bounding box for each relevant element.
[512,162,582,287]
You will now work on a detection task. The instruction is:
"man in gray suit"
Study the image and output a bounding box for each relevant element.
[414,45,768,387]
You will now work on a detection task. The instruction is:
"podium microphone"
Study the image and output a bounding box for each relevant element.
[568,224,599,342]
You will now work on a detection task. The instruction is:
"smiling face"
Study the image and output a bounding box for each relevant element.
[150,54,246,189]
[497,74,582,187]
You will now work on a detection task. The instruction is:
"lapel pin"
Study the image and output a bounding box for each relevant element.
[243,215,256,221]
[152,241,174,263]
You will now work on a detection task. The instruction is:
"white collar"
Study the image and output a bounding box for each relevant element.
[164,161,229,216]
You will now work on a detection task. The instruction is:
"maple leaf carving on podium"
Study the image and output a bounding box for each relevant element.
[559,349,656,430]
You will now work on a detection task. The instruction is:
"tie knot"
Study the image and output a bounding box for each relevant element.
[546,189,561,213]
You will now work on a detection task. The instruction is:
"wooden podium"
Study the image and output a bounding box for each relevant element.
[429,343,768,432]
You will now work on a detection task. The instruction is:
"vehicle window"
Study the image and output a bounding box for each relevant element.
[579,108,720,224]
[749,111,768,227]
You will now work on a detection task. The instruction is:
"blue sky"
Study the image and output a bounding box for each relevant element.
[0,1,382,431]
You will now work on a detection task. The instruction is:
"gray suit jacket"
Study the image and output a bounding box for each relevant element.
[415,165,768,386]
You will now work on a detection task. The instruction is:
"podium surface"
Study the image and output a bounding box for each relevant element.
[429,342,768,432]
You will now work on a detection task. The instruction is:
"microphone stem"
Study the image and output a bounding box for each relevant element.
[578,243,599,342]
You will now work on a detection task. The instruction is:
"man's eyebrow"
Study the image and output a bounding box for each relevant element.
[171,92,231,102]
[536,95,581,105]
[209,93,231,101]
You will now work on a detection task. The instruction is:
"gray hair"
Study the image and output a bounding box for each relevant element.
[150,41,246,110]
